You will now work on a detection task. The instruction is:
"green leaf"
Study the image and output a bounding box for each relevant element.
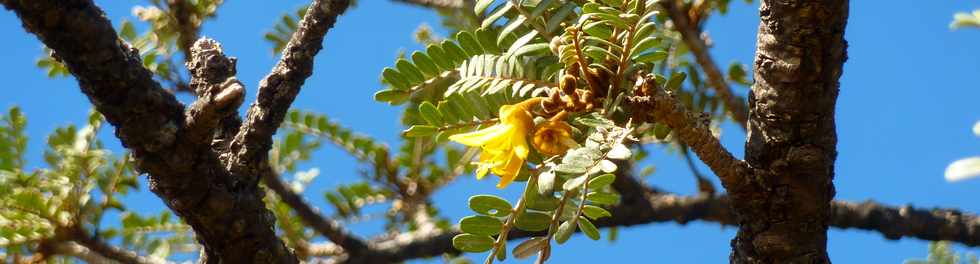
[586,192,621,205]
[457,31,484,56]
[582,205,612,220]
[395,59,425,84]
[633,51,668,63]
[460,215,503,236]
[562,175,588,191]
[631,37,661,54]
[599,159,617,173]
[474,0,495,15]
[452,233,495,253]
[554,220,575,244]
[403,125,438,137]
[607,144,631,160]
[514,211,551,232]
[469,194,513,217]
[512,237,547,259]
[653,123,671,140]
[418,102,443,126]
[373,89,410,104]
[526,193,560,211]
[577,216,600,240]
[555,163,587,175]
[537,171,555,195]
[442,40,469,63]
[411,51,440,78]
[666,71,686,91]
[588,174,615,189]
[382,67,410,90]
[728,62,751,86]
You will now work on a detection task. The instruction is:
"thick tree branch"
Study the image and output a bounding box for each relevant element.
[661,0,749,129]
[227,0,350,185]
[733,1,849,262]
[629,74,753,192]
[391,0,465,9]
[262,166,371,255]
[2,1,298,262]
[333,177,978,264]
[831,200,980,247]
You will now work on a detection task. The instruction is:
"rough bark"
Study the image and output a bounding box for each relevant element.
[0,0,349,262]
[0,1,297,262]
[732,0,849,263]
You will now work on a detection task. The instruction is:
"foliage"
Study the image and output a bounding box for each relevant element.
[370,0,754,262]
[906,242,979,264]
[0,107,193,262]
[265,5,310,55]
[951,10,980,30]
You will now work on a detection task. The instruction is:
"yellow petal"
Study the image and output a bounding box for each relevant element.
[449,124,509,146]
[494,152,524,188]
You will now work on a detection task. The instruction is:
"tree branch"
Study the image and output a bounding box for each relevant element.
[67,227,165,264]
[629,74,752,192]
[660,0,749,129]
[831,200,980,247]
[227,0,351,184]
[262,166,371,255]
[2,1,298,262]
[334,183,979,263]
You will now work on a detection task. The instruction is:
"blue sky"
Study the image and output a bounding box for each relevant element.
[1,1,979,263]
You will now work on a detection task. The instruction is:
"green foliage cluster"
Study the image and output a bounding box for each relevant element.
[906,242,979,264]
[367,0,759,262]
[0,108,193,262]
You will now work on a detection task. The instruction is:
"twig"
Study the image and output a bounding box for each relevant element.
[261,166,371,255]
[227,0,351,184]
[629,74,751,191]
[68,226,164,264]
[660,0,749,129]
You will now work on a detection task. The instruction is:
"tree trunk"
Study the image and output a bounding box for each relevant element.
[732,0,849,263]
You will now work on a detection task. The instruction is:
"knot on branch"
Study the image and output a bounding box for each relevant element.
[184,38,245,146]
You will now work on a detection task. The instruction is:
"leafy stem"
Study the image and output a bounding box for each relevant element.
[484,171,537,264]
[507,0,554,40]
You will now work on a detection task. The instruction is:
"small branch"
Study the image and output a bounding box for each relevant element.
[50,242,115,264]
[629,74,751,192]
[227,0,351,183]
[68,227,164,264]
[661,0,749,129]
[391,0,465,9]
[261,167,371,255]
[167,0,201,62]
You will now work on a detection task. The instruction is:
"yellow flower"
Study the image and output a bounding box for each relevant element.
[532,112,576,157]
[449,98,542,188]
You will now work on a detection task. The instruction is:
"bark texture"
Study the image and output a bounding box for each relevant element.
[733,0,849,263]
[0,0,351,262]
[0,1,297,262]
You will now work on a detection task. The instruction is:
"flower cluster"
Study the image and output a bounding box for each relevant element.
[449,97,575,188]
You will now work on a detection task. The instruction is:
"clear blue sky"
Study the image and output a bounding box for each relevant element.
[1,1,978,263]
